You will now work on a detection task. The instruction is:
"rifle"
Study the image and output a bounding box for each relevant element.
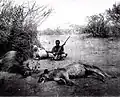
[54,36,70,60]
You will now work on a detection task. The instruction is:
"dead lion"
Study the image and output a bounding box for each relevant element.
[38,62,110,85]
[0,51,31,77]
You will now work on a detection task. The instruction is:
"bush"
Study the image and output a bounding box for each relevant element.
[82,14,110,38]
[41,28,64,35]
[0,0,52,61]
[106,3,120,37]
[41,27,73,35]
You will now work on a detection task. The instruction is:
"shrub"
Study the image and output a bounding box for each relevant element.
[82,14,110,38]
[0,0,52,61]
[106,3,120,37]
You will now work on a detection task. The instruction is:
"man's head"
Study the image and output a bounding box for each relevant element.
[55,40,60,46]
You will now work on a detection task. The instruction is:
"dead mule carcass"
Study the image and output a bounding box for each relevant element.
[38,62,110,85]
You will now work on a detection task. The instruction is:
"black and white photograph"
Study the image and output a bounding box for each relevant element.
[0,0,120,96]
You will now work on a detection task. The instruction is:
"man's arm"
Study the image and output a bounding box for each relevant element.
[61,46,64,52]
[45,46,55,53]
[51,46,56,53]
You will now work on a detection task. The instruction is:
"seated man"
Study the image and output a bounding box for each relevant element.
[48,40,67,60]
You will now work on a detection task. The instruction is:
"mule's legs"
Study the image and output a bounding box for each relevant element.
[62,72,74,86]
[54,72,74,86]
[54,77,67,84]
[86,69,106,82]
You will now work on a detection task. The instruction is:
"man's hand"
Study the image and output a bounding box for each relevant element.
[53,52,56,55]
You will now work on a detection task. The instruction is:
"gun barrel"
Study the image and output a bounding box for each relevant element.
[63,36,70,46]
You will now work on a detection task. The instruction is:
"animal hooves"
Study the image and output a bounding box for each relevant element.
[57,79,66,85]
[101,79,105,83]
[111,75,117,78]
[99,78,106,83]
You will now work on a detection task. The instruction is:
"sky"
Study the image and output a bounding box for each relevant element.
[14,0,120,30]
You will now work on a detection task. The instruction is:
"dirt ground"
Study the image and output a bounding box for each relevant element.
[0,34,120,96]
